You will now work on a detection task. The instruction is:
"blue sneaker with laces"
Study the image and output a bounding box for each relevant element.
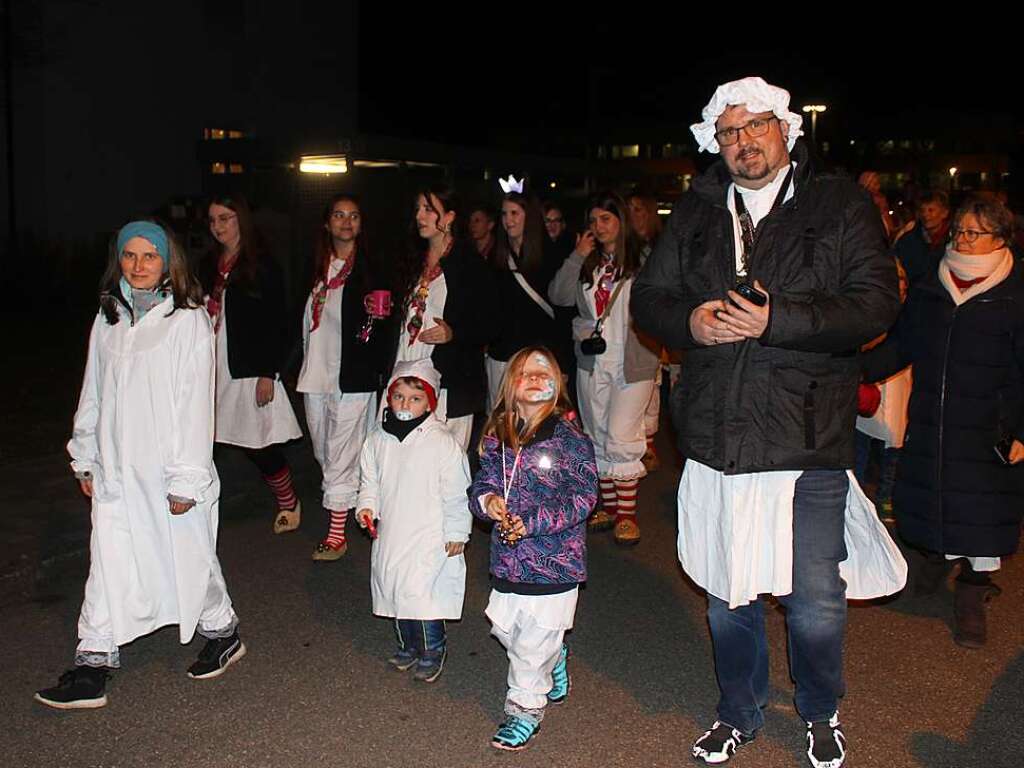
[547,644,570,703]
[490,715,539,751]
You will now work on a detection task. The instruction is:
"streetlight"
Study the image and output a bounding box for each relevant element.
[801,104,827,147]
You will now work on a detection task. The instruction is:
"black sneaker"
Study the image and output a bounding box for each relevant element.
[692,721,755,764]
[187,632,246,680]
[34,666,110,710]
[806,712,846,768]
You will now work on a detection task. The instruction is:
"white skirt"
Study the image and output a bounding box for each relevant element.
[214,305,302,448]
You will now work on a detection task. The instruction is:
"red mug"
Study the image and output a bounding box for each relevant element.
[363,290,392,318]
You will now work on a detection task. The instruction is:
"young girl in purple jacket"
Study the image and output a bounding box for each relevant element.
[470,346,598,751]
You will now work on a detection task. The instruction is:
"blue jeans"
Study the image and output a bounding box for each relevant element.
[854,431,900,504]
[395,619,446,659]
[707,469,848,734]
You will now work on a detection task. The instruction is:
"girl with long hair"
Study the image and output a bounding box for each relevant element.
[297,193,395,560]
[391,184,495,450]
[37,220,243,710]
[470,346,598,750]
[485,187,567,409]
[200,195,303,535]
[548,191,660,546]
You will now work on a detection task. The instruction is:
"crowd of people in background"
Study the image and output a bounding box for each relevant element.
[31,73,1024,768]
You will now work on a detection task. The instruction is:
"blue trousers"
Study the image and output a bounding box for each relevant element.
[707,469,848,734]
[394,619,446,659]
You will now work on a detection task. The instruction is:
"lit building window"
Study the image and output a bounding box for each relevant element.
[228,130,244,139]
[211,162,226,174]
[620,144,640,159]
[207,129,226,140]
[229,163,244,174]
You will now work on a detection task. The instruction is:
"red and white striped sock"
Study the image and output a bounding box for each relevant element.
[614,479,638,520]
[324,508,348,548]
[264,467,298,511]
[600,478,617,515]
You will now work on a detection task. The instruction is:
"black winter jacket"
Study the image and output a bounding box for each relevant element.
[390,240,497,418]
[200,254,290,380]
[863,265,1024,556]
[632,141,900,473]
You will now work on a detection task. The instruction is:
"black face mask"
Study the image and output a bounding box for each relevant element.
[382,408,430,442]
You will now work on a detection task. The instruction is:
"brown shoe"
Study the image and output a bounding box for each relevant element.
[613,516,640,546]
[312,539,347,561]
[953,580,998,648]
[588,508,616,532]
[273,501,302,534]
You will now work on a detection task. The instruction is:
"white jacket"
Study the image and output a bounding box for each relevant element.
[357,413,471,620]
[68,298,225,645]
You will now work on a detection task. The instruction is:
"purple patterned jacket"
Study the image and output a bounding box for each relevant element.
[470,414,598,586]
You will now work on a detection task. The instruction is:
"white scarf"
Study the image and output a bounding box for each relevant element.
[938,246,1014,306]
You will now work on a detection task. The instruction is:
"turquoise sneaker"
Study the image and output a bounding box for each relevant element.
[547,644,570,703]
[490,715,539,751]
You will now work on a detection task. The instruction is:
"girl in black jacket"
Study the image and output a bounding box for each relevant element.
[297,194,395,561]
[391,184,495,450]
[864,196,1024,647]
[202,195,303,534]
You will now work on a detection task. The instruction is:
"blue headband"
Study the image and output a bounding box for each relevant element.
[116,221,169,264]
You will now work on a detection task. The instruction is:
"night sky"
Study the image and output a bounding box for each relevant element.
[359,11,1021,152]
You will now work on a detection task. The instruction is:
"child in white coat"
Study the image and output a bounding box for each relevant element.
[356,359,472,683]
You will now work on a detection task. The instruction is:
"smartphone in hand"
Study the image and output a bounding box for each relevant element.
[731,282,768,308]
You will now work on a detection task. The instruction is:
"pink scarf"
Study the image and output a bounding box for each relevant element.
[938,246,1014,306]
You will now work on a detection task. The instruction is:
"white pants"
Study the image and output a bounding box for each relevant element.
[76,557,237,668]
[304,391,376,511]
[644,367,661,439]
[485,354,507,414]
[577,360,655,480]
[486,588,579,716]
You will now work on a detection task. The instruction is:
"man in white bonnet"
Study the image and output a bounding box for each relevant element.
[632,77,902,768]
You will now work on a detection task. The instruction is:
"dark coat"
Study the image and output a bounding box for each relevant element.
[335,254,397,393]
[200,253,290,379]
[488,240,571,371]
[632,141,901,473]
[895,222,947,288]
[390,240,497,419]
[863,264,1024,556]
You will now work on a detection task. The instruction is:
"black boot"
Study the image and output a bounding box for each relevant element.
[953,581,993,648]
[914,551,950,596]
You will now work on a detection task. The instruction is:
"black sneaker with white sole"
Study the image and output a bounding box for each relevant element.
[806,712,846,768]
[35,666,111,710]
[692,721,755,764]
[187,632,246,680]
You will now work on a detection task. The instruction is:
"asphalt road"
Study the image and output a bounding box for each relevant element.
[2,433,1022,768]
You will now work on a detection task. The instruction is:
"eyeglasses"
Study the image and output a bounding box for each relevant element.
[544,217,564,224]
[714,116,779,147]
[951,227,994,243]
[209,213,237,226]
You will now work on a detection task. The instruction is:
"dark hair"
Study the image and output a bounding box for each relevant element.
[493,192,546,273]
[627,187,663,245]
[917,189,950,211]
[953,195,1015,245]
[468,202,496,223]
[580,191,642,286]
[99,219,203,325]
[313,193,366,289]
[394,184,461,299]
[200,194,266,293]
[542,201,564,217]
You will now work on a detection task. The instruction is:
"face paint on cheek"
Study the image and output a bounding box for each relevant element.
[525,378,556,402]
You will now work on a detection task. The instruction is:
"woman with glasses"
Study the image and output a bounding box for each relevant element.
[201,195,303,535]
[296,194,395,560]
[863,195,1024,648]
[548,191,660,546]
